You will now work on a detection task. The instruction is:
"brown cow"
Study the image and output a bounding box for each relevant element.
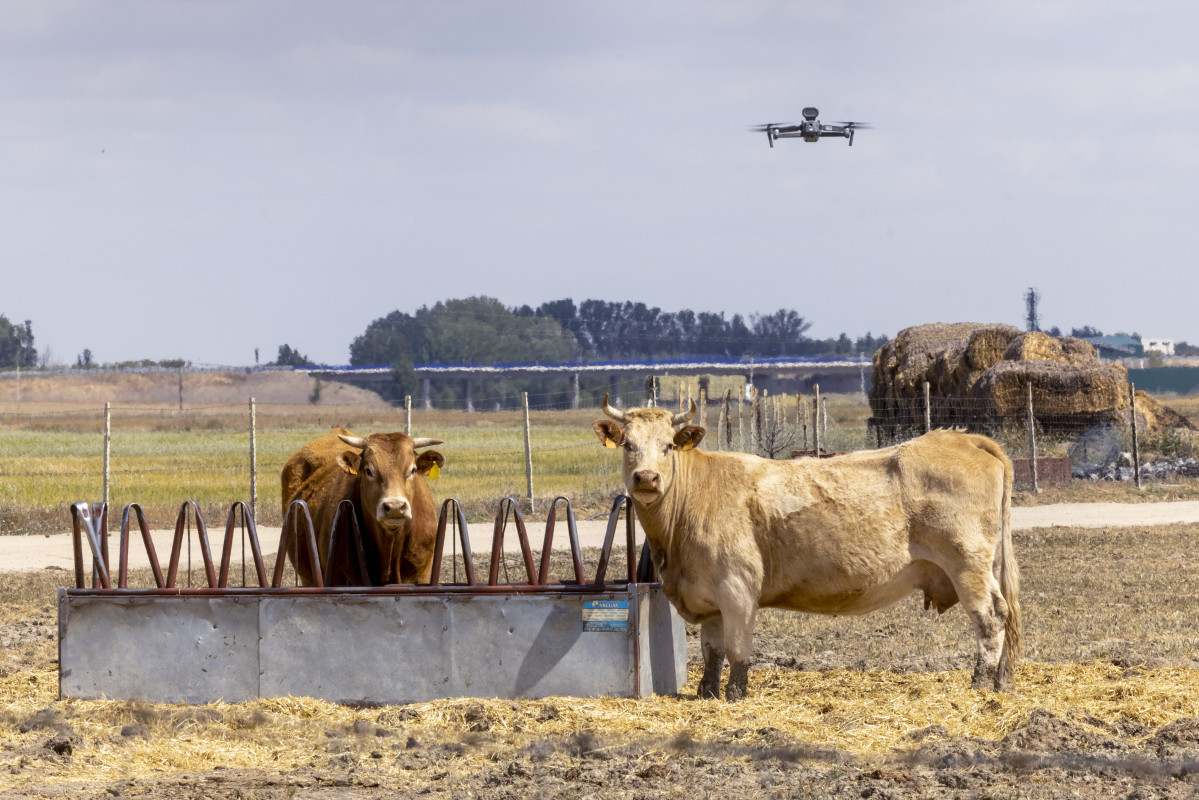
[281,427,445,586]
[593,396,1020,701]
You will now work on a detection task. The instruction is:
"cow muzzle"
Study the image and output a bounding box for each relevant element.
[631,470,661,494]
[377,497,412,527]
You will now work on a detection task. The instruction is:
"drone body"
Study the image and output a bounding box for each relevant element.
[752,107,871,147]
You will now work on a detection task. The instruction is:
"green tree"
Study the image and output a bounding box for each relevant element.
[271,344,314,367]
[0,315,36,368]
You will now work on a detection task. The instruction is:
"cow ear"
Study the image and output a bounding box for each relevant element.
[416,450,445,478]
[337,450,361,476]
[593,420,623,449]
[674,425,705,451]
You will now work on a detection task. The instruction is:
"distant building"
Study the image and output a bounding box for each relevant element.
[1143,338,1175,356]
[1081,334,1145,359]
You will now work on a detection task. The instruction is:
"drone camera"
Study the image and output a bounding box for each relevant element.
[801,107,819,120]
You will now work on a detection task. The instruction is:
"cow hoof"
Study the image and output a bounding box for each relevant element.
[971,672,996,691]
[697,681,720,700]
[724,682,747,702]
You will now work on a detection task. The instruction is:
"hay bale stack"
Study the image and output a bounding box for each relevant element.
[871,323,1020,430]
[968,360,1129,430]
[869,323,1195,440]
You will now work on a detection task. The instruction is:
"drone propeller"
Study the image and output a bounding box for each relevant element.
[750,123,788,148]
[834,121,874,129]
[749,123,793,132]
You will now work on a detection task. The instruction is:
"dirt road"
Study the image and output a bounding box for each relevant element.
[4,500,1199,574]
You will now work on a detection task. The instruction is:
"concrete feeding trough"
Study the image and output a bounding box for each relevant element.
[59,497,687,705]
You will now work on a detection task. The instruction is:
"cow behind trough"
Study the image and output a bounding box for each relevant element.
[593,396,1020,701]
[281,428,445,586]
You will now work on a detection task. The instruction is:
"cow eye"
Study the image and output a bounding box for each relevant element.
[622,441,635,452]
[663,443,673,454]
[364,465,376,479]
[407,465,417,478]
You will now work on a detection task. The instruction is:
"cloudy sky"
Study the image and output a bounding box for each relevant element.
[3,1,1196,366]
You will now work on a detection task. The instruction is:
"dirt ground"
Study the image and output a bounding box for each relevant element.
[6,517,1199,798]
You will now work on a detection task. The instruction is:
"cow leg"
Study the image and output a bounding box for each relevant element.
[721,605,757,702]
[698,618,725,700]
[957,573,1009,690]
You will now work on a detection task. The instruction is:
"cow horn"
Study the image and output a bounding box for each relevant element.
[338,434,369,450]
[671,400,697,426]
[601,394,628,423]
[411,437,443,449]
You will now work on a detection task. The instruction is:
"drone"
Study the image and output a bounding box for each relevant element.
[752,107,872,147]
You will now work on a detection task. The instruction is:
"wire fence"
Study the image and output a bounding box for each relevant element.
[2,380,1197,533]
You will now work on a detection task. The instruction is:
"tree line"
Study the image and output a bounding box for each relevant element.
[345,296,890,406]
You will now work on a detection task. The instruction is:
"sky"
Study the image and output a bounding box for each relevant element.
[3,1,1197,367]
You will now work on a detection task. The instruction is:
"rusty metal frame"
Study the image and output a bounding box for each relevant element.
[68,494,652,595]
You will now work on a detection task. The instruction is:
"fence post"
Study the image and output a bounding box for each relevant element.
[813,385,821,456]
[737,386,744,452]
[249,397,258,521]
[1129,382,1142,490]
[404,394,412,436]
[522,391,535,513]
[923,381,931,434]
[103,401,111,512]
[698,388,708,448]
[724,389,733,450]
[822,394,828,436]
[750,386,760,455]
[1026,382,1039,493]
[802,395,809,450]
[715,392,724,450]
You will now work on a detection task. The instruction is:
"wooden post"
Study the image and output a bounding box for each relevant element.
[103,401,111,511]
[802,396,809,450]
[815,383,824,444]
[923,381,931,434]
[724,389,733,450]
[1129,382,1142,490]
[737,386,744,452]
[522,391,535,513]
[750,386,759,454]
[812,392,821,456]
[249,397,258,521]
[404,395,412,436]
[715,392,724,451]
[698,388,708,448]
[1026,381,1039,493]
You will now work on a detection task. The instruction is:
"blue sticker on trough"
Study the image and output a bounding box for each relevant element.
[583,599,629,632]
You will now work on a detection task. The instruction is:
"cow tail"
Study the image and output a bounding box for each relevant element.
[996,446,1021,684]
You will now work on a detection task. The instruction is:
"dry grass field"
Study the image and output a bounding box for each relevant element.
[5,523,1199,798]
[4,372,1199,797]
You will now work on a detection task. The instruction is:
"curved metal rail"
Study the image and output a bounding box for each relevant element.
[69,495,653,594]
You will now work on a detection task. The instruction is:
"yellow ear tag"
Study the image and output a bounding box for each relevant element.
[604,439,618,449]
[428,464,440,479]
